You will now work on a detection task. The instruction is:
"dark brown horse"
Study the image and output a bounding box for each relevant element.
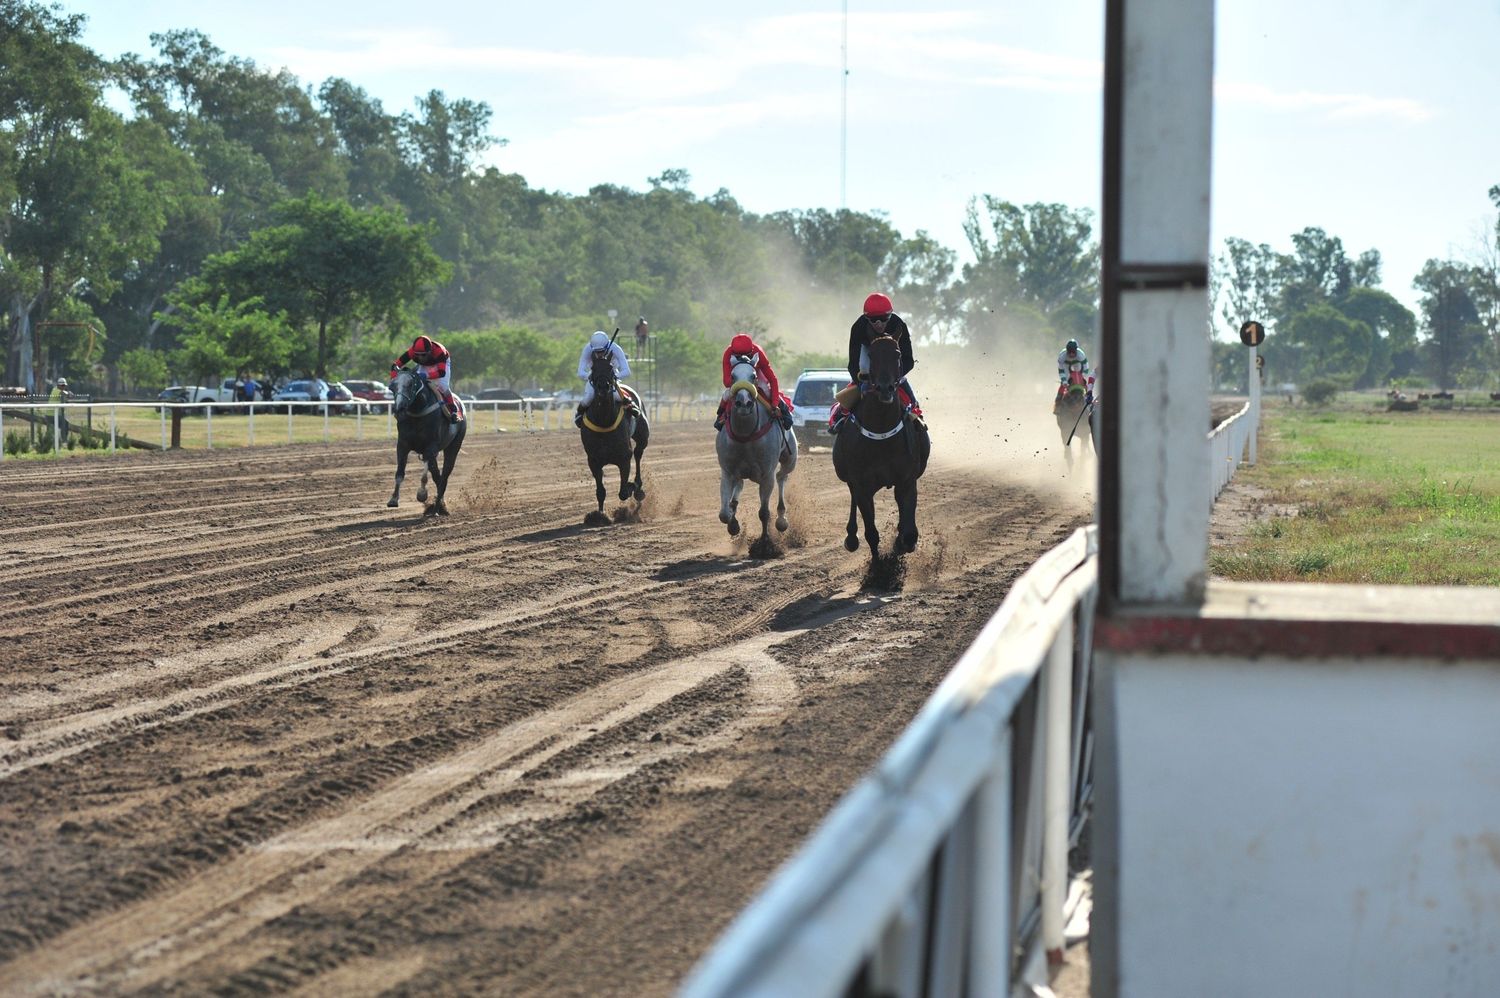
[579,346,649,517]
[831,335,930,556]
[386,368,466,515]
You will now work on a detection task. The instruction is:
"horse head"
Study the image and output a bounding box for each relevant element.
[865,335,902,404]
[589,349,617,398]
[390,369,433,419]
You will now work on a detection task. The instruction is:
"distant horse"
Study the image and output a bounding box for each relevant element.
[1053,384,1095,473]
[579,346,649,517]
[387,368,467,515]
[831,335,931,556]
[716,357,797,541]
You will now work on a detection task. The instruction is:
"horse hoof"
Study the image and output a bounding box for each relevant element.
[775,516,789,532]
[417,491,428,504]
[634,486,645,501]
[719,510,731,524]
[844,535,859,553]
[728,519,740,537]
[387,498,398,508]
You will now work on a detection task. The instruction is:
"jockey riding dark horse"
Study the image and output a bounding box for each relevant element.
[578,334,649,516]
[387,368,466,515]
[831,333,931,557]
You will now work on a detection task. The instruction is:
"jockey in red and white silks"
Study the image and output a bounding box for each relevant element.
[392,334,460,421]
[714,332,792,431]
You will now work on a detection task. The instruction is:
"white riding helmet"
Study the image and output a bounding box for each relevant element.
[589,330,611,352]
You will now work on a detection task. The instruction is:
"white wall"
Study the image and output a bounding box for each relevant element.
[1109,651,1500,996]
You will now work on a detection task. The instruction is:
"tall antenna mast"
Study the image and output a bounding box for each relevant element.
[840,0,848,213]
[840,0,849,305]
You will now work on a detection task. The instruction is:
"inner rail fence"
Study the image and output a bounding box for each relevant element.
[682,398,1256,998]
[0,397,715,459]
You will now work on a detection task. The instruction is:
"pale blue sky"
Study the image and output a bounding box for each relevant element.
[71,1,1500,324]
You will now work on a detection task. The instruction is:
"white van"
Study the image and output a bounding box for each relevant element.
[789,368,850,437]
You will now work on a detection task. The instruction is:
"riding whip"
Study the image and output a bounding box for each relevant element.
[1066,400,1094,446]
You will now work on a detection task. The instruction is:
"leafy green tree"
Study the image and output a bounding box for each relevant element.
[1,3,162,388]
[1413,260,1486,390]
[651,328,721,396]
[117,345,169,395]
[1282,303,1372,385]
[164,294,295,385]
[193,194,450,377]
[961,198,1099,317]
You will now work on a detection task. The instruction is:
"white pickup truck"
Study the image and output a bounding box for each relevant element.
[157,385,234,412]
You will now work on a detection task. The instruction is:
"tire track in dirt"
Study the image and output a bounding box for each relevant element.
[0,420,1091,995]
[0,615,828,996]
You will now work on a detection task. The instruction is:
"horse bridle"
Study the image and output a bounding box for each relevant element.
[394,371,441,418]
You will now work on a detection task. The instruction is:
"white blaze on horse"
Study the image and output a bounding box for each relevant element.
[716,357,797,542]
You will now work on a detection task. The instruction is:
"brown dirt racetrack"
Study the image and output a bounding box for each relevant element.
[0,406,1092,996]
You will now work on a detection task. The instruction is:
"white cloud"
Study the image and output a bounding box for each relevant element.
[1215,80,1435,123]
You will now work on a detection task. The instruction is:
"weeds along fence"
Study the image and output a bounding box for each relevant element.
[0,397,715,460]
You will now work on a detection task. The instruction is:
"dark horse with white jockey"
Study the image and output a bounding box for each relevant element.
[831,334,931,556]
[579,344,649,517]
[387,367,466,515]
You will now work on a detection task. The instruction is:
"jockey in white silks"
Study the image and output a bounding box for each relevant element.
[575,330,632,426]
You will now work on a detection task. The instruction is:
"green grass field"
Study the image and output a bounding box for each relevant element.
[1212,400,1500,585]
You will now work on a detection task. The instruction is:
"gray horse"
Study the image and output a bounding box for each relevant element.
[716,358,797,541]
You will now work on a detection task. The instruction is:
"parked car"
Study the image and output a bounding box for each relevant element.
[272,378,331,404]
[478,387,523,407]
[324,381,359,415]
[550,389,584,405]
[343,379,394,408]
[156,385,229,413]
[789,368,849,436]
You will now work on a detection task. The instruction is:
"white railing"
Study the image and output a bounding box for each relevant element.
[684,402,1263,998]
[682,527,1099,998]
[0,397,714,458]
[1207,397,1256,502]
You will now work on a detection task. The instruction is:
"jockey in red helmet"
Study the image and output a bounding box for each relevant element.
[714,332,793,432]
[391,334,461,422]
[830,292,924,432]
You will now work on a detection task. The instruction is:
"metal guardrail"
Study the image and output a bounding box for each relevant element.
[682,527,1099,998]
[684,401,1261,998]
[0,397,714,458]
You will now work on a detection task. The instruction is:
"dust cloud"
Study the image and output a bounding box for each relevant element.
[916,344,1098,506]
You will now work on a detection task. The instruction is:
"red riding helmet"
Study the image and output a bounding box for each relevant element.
[863,292,892,317]
[410,335,434,360]
[729,332,755,355]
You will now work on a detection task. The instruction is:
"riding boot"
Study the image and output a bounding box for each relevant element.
[777,400,793,431]
[445,400,460,423]
[574,403,586,428]
[713,401,726,432]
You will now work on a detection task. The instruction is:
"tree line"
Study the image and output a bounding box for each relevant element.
[4,1,1497,401]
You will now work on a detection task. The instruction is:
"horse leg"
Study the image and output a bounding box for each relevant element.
[895,478,920,553]
[857,489,881,557]
[616,459,632,502]
[756,474,774,537]
[388,445,409,507]
[631,428,648,501]
[843,491,860,552]
[433,442,460,516]
[592,461,607,513]
[774,436,795,532]
[418,449,442,512]
[719,469,740,535]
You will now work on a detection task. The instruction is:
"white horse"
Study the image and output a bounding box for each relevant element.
[716,358,797,540]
